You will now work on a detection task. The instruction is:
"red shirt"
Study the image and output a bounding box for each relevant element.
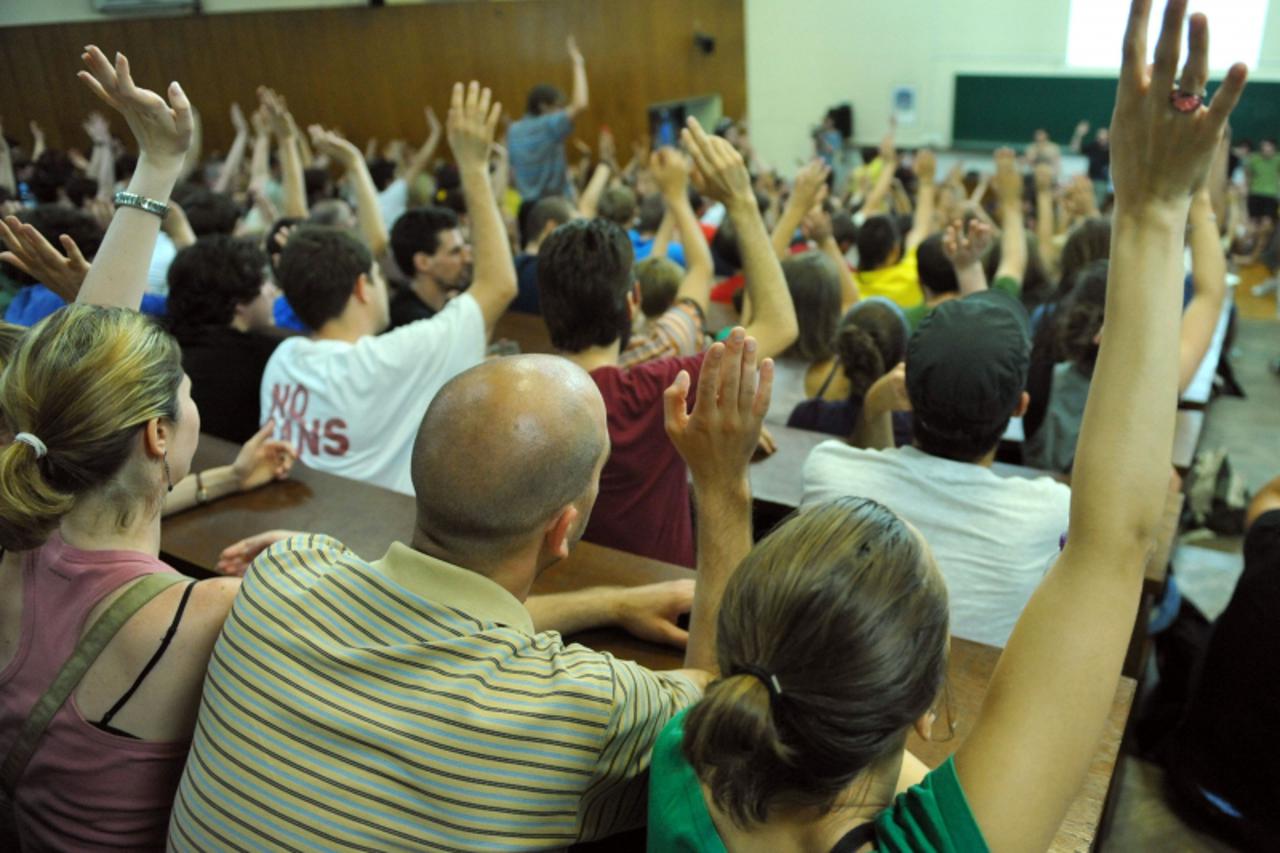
[587,354,705,567]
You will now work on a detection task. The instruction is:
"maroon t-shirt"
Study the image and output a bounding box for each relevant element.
[586,354,705,567]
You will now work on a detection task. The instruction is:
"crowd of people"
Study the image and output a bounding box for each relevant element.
[0,0,1274,849]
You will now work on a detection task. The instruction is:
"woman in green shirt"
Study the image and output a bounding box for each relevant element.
[647,3,1246,849]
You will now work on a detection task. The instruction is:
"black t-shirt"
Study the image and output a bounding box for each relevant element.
[1082,141,1110,183]
[1169,509,1280,828]
[178,326,287,444]
[389,286,437,330]
[511,253,541,315]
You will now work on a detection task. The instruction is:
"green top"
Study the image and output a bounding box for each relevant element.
[904,276,1021,333]
[1247,153,1280,197]
[647,710,989,852]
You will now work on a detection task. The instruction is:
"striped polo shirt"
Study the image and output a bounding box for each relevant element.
[167,535,700,851]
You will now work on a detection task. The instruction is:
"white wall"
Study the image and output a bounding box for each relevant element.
[747,0,1280,172]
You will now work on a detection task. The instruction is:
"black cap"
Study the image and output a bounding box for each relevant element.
[906,291,1030,434]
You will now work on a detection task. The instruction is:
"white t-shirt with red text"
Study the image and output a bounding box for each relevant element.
[259,293,485,495]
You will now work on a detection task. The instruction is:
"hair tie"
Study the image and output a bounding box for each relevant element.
[13,432,48,459]
[735,664,783,700]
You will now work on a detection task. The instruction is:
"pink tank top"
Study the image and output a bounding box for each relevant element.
[0,536,190,851]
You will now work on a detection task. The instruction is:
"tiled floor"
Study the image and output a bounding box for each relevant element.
[1104,267,1276,851]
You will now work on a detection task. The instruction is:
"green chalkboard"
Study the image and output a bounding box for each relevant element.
[952,74,1280,149]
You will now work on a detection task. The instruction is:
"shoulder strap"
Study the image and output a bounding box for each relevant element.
[0,572,187,794]
[814,359,842,399]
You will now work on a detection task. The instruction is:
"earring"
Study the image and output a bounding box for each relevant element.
[162,452,174,493]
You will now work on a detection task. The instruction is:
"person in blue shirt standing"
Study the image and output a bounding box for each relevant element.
[507,36,589,201]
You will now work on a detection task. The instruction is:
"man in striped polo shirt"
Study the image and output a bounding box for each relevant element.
[169,326,772,848]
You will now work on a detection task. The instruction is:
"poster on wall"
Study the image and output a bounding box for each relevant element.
[891,86,917,126]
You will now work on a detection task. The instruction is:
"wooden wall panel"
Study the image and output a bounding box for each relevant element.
[0,0,744,162]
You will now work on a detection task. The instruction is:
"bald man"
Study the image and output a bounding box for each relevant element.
[170,343,771,851]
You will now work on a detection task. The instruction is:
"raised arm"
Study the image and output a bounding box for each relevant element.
[448,81,517,335]
[954,5,1247,851]
[84,112,118,203]
[770,160,830,260]
[650,148,713,314]
[942,217,994,296]
[992,147,1029,284]
[401,106,443,192]
[664,329,772,675]
[861,132,897,217]
[1034,163,1060,271]
[309,125,389,257]
[260,87,307,219]
[248,105,271,197]
[565,36,589,119]
[1178,186,1226,392]
[904,149,937,251]
[74,46,193,309]
[213,103,250,195]
[684,117,798,359]
[0,121,14,195]
[576,162,612,218]
[803,198,859,309]
[1069,119,1090,154]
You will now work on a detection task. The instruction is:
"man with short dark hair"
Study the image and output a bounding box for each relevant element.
[168,235,285,443]
[512,195,577,314]
[387,205,471,327]
[258,82,516,495]
[802,291,1070,647]
[537,123,797,566]
[508,36,588,200]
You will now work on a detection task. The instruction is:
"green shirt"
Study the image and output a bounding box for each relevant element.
[905,276,1021,333]
[647,710,989,852]
[1247,153,1280,197]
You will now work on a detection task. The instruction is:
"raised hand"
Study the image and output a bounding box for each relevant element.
[447,81,501,173]
[232,420,297,492]
[0,214,90,301]
[612,580,695,648]
[1033,162,1055,193]
[943,217,994,269]
[792,159,832,211]
[83,111,111,146]
[864,362,910,416]
[992,147,1022,204]
[257,86,293,139]
[216,529,304,577]
[250,105,270,138]
[680,117,752,206]
[307,124,360,165]
[230,102,248,136]
[1110,0,1246,208]
[664,328,773,490]
[567,34,584,65]
[913,148,937,185]
[424,106,442,143]
[77,46,191,167]
[649,147,690,198]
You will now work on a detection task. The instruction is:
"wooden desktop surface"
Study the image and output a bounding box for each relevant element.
[165,434,1133,852]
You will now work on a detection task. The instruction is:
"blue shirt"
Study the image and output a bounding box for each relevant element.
[508,111,574,200]
[4,285,167,326]
[630,229,687,267]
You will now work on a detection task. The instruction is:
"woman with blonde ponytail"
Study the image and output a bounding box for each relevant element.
[0,50,291,851]
[649,2,1247,848]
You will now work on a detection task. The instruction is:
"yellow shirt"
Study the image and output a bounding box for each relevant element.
[857,248,924,309]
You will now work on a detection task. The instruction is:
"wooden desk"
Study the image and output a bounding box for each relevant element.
[162,436,1131,852]
[493,311,554,354]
